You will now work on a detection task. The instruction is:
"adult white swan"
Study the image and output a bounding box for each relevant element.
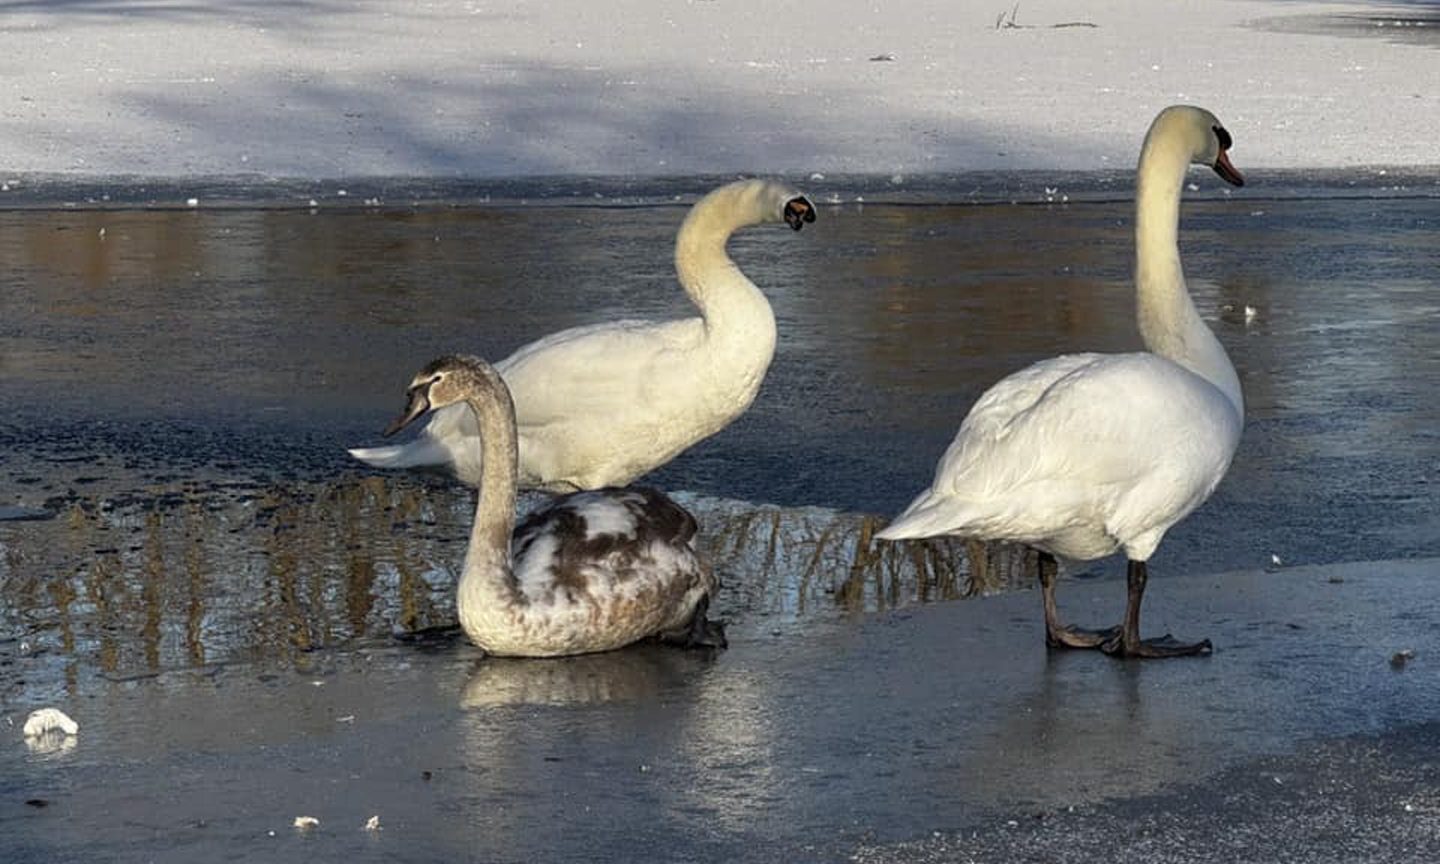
[877,105,1246,659]
[349,179,816,492]
[384,354,726,656]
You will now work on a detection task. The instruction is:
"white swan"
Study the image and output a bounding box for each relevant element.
[384,353,726,657]
[349,178,816,492]
[876,105,1246,659]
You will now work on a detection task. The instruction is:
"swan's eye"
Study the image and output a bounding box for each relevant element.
[1213,125,1232,151]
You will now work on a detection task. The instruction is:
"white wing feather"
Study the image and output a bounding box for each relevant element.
[879,352,1241,560]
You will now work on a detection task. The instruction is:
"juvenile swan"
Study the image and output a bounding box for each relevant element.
[385,354,726,657]
[877,105,1246,659]
[350,179,816,492]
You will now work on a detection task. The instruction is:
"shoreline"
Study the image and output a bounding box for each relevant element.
[1,165,1438,210]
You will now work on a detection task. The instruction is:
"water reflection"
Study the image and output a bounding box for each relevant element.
[676,492,1031,616]
[22,730,77,757]
[0,473,1029,684]
[460,646,717,708]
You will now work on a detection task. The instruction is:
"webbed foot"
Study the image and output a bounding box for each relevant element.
[1046,623,1122,650]
[1086,560,1214,659]
[1100,631,1213,659]
[659,595,728,650]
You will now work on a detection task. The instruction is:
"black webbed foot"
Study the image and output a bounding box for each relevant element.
[1046,623,1122,650]
[658,595,728,650]
[1100,631,1213,659]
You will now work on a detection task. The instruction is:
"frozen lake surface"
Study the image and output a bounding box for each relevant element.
[0,176,1437,861]
[2,178,1437,655]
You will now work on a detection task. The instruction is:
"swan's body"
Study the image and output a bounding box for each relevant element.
[387,354,725,657]
[349,179,815,492]
[878,105,1246,658]
[878,352,1241,562]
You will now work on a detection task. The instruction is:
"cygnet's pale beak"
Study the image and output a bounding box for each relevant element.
[1212,150,1245,187]
[784,196,817,231]
[383,386,431,437]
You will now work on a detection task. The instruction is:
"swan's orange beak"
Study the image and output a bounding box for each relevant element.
[784,196,817,231]
[1212,150,1245,187]
[383,386,430,437]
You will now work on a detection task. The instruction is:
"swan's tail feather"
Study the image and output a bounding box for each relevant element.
[347,438,451,472]
[874,493,972,542]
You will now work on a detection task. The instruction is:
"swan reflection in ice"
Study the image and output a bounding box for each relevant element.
[458,644,719,709]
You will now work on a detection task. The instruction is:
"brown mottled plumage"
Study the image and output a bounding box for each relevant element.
[382,354,725,657]
[514,487,698,578]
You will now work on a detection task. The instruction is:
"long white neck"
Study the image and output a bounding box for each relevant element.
[1134,135,1244,416]
[456,384,523,635]
[673,182,778,363]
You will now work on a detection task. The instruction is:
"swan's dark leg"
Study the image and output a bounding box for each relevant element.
[1039,551,1120,649]
[659,594,728,650]
[1100,560,1212,659]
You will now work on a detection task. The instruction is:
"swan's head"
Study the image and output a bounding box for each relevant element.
[692,178,817,233]
[783,195,817,231]
[383,354,504,437]
[1148,105,1245,188]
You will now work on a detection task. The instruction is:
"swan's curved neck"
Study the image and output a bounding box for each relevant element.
[1134,138,1244,416]
[673,187,777,352]
[458,384,522,625]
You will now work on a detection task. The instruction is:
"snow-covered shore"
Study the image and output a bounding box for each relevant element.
[0,1,1436,179]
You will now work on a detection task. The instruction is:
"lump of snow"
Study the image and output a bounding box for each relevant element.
[23,708,78,738]
[293,816,320,830]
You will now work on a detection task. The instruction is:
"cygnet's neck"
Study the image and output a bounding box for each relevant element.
[673,183,778,358]
[457,382,524,633]
[1134,137,1244,416]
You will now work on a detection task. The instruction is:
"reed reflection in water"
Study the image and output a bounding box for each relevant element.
[0,473,1032,684]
